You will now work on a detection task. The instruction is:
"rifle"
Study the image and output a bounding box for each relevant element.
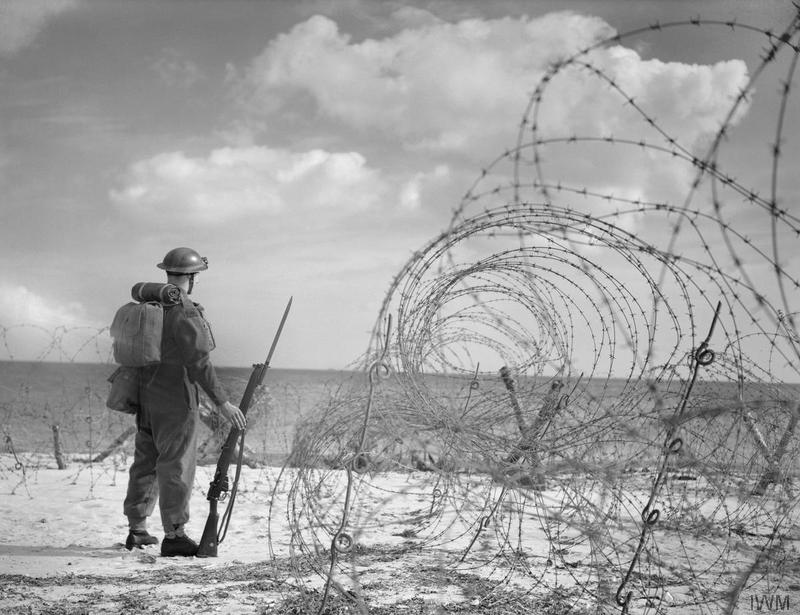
[196,297,292,558]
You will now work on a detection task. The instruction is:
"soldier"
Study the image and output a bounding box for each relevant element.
[124,247,246,556]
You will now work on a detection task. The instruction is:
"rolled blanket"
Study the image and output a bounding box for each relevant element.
[131,282,182,305]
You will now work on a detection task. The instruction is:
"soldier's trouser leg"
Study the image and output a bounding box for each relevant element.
[151,405,198,534]
[123,429,159,530]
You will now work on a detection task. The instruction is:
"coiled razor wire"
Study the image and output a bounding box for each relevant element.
[277,11,800,615]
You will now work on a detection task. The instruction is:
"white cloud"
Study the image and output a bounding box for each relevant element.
[0,0,80,56]
[239,12,616,156]
[236,11,750,204]
[110,145,389,225]
[500,49,750,239]
[579,47,751,144]
[398,165,450,211]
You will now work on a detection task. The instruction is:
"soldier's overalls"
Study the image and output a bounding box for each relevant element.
[123,296,228,535]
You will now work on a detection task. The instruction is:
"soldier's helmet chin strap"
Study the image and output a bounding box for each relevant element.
[166,272,197,295]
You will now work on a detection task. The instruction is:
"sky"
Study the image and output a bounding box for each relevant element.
[0,0,798,371]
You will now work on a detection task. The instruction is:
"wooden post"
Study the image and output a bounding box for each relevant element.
[51,424,67,469]
[499,366,560,490]
[750,402,798,496]
[500,366,527,435]
[92,425,136,463]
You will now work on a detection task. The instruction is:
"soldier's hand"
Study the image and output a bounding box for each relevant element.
[217,401,247,430]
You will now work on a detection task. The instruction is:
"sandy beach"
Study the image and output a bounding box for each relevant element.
[1,451,798,614]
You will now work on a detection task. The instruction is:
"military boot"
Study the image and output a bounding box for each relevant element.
[161,534,199,557]
[125,530,159,550]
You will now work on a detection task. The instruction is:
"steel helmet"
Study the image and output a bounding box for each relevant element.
[157,247,208,274]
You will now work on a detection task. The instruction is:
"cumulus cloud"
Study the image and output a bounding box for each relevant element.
[574,46,751,143]
[110,145,391,225]
[113,11,754,243]
[236,12,750,184]
[239,13,615,154]
[0,0,80,56]
[507,47,751,227]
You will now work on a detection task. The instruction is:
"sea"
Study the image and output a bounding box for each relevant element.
[1,360,797,473]
[0,360,358,464]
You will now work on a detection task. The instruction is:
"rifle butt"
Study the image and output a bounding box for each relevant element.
[196,504,219,558]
